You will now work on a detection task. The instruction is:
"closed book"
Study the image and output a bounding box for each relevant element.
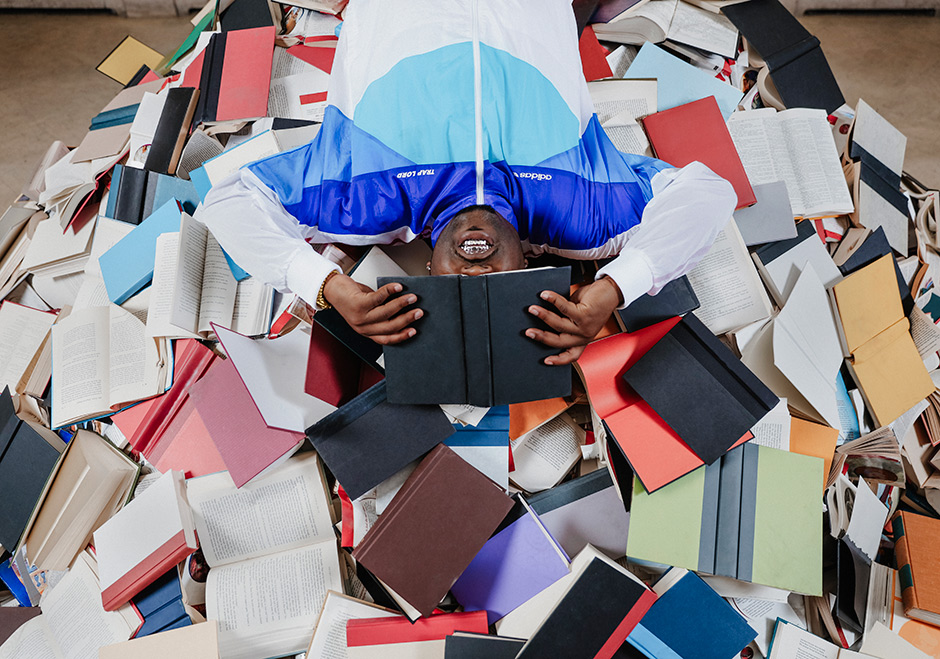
[641,96,756,209]
[623,314,778,465]
[616,275,699,333]
[99,620,220,658]
[444,632,526,658]
[112,164,148,225]
[378,267,572,406]
[352,444,514,618]
[94,470,198,611]
[131,568,192,638]
[837,226,914,315]
[306,380,455,501]
[193,27,275,124]
[144,87,199,175]
[347,611,488,658]
[893,511,940,627]
[517,554,656,659]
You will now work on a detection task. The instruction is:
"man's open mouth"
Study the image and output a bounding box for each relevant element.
[457,238,495,260]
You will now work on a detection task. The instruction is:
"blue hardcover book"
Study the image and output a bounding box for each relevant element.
[626,569,757,659]
[99,199,182,305]
[445,406,510,489]
[132,568,191,638]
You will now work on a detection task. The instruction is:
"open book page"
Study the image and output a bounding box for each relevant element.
[146,232,199,339]
[207,542,344,659]
[187,452,335,567]
[196,234,238,334]
[306,592,399,659]
[588,79,658,123]
[230,277,274,336]
[667,0,739,58]
[41,555,134,659]
[687,221,773,335]
[0,618,61,659]
[0,303,56,392]
[510,413,584,492]
[50,306,110,427]
[767,620,842,658]
[728,109,804,217]
[169,213,208,336]
[107,304,163,409]
[777,109,855,218]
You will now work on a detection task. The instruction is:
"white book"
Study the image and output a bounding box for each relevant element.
[751,223,843,307]
[0,302,56,393]
[187,453,343,659]
[94,470,197,611]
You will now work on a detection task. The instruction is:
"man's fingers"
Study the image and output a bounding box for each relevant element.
[544,345,586,366]
[366,282,404,307]
[358,309,422,337]
[369,327,418,346]
[528,304,580,335]
[364,292,419,323]
[539,290,580,320]
[524,328,583,349]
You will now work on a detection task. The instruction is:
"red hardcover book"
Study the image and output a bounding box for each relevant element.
[641,96,757,209]
[346,611,488,648]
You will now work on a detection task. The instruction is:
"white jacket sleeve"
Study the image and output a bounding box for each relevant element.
[194,168,340,307]
[596,161,736,309]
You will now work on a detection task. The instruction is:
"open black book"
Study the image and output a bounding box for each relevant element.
[377,267,572,406]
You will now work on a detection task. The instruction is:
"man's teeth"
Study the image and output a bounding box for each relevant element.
[460,239,491,255]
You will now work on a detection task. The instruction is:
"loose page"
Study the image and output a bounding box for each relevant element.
[687,221,773,335]
[509,413,584,492]
[208,542,343,659]
[187,453,335,567]
[51,306,110,427]
[0,303,57,392]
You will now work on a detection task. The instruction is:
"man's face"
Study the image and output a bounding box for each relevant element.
[429,208,526,276]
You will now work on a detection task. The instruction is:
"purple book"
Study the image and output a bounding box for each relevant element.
[451,503,571,625]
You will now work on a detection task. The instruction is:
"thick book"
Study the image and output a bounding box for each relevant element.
[107,165,201,224]
[352,444,515,619]
[94,471,197,611]
[893,510,940,627]
[144,87,199,176]
[615,275,699,333]
[516,553,656,659]
[641,96,755,209]
[378,267,572,406]
[193,26,275,124]
[623,313,778,466]
[830,254,934,427]
[625,568,757,658]
[306,380,455,501]
[627,443,823,595]
[721,0,845,114]
[0,387,66,553]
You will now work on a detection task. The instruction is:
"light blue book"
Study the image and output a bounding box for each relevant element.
[624,43,743,120]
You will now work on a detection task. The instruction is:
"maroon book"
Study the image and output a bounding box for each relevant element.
[352,444,514,618]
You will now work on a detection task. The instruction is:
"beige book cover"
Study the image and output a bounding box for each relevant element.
[98,620,219,658]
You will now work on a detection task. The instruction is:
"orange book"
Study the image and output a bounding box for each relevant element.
[893,511,940,627]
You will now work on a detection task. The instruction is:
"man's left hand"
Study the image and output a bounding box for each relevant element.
[525,276,623,365]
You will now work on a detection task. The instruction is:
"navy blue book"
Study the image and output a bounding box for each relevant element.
[132,568,191,638]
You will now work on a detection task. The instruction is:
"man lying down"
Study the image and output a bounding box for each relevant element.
[196,0,736,365]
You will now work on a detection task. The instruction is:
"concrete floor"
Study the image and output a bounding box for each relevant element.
[0,9,937,206]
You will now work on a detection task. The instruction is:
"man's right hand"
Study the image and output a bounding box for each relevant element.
[322,273,422,345]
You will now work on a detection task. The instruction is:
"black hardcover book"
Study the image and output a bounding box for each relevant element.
[112,164,148,225]
[305,380,454,500]
[0,389,64,552]
[722,0,844,114]
[517,556,654,658]
[144,87,199,175]
[445,632,526,658]
[834,536,871,635]
[313,307,385,371]
[220,0,278,31]
[194,32,227,125]
[377,267,572,406]
[617,275,699,333]
[623,314,779,465]
[838,226,914,315]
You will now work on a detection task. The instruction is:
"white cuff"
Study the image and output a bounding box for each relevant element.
[285,245,342,308]
[596,247,655,310]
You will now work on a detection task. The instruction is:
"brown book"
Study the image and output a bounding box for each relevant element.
[893,510,940,626]
[352,444,514,618]
[0,607,41,646]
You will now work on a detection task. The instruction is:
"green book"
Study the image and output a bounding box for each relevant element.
[627,443,823,596]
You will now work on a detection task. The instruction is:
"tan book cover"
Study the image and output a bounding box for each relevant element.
[98,620,219,658]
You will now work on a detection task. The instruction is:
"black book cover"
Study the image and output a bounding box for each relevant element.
[834,536,871,635]
[623,314,779,465]
[194,32,226,125]
[528,468,614,516]
[144,87,199,175]
[517,557,652,658]
[722,0,844,114]
[112,164,148,225]
[220,0,278,31]
[752,216,815,265]
[838,226,914,315]
[378,267,572,407]
[305,380,455,500]
[445,633,526,658]
[617,275,699,333]
[313,307,384,371]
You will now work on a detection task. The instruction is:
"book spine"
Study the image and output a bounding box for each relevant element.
[893,512,919,617]
[459,276,493,407]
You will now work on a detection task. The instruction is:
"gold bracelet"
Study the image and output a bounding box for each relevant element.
[316,270,340,310]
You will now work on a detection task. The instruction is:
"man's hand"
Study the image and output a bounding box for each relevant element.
[323,273,422,345]
[525,276,623,365]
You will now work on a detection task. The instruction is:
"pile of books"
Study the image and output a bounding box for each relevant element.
[1,0,940,657]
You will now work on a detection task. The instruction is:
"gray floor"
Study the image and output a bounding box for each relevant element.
[0,9,938,206]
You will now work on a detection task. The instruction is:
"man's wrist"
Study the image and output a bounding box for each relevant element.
[597,274,624,308]
[316,270,341,310]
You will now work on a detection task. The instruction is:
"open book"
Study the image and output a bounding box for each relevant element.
[727,108,855,219]
[147,213,273,339]
[186,452,343,659]
[50,305,170,428]
[0,302,57,394]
